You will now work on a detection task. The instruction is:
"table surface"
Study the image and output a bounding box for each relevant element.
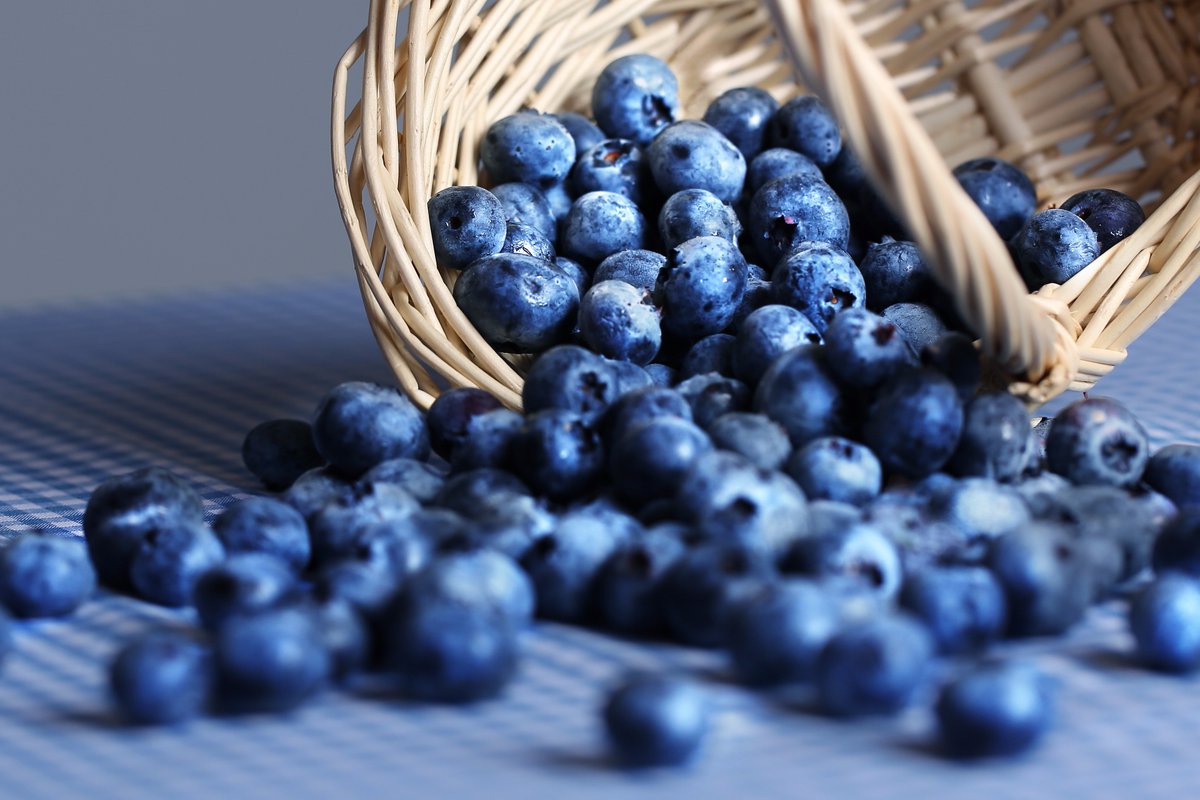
[1,279,1199,800]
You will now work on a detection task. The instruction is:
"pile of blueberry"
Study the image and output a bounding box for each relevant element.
[0,54,1187,771]
[435,54,1145,371]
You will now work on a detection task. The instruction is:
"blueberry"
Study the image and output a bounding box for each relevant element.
[985,521,1092,637]
[344,514,435,578]
[578,280,662,365]
[1013,208,1101,286]
[511,410,604,502]
[753,344,847,446]
[882,303,948,355]
[193,554,297,632]
[702,86,780,160]
[593,249,668,294]
[281,466,351,522]
[427,390,504,462]
[427,186,507,270]
[771,241,864,333]
[826,145,907,241]
[554,112,606,154]
[361,458,445,505]
[129,521,225,608]
[745,147,822,195]
[786,437,883,506]
[214,606,331,713]
[0,534,95,618]
[781,522,902,601]
[83,467,205,591]
[815,614,933,717]
[747,174,850,264]
[807,499,864,539]
[308,481,418,568]
[212,497,310,574]
[725,581,838,686]
[821,307,914,388]
[491,182,557,244]
[560,191,650,267]
[314,558,404,620]
[647,120,746,204]
[1146,444,1200,507]
[952,157,1037,241]
[706,412,792,472]
[592,55,679,146]
[920,332,982,402]
[602,385,693,445]
[313,597,370,681]
[859,238,933,310]
[660,541,776,647]
[500,221,556,261]
[555,256,591,295]
[312,381,429,478]
[726,267,776,333]
[676,370,754,428]
[675,451,808,556]
[935,661,1053,759]
[450,408,524,472]
[543,181,574,220]
[863,368,964,478]
[1014,470,1072,516]
[433,469,529,513]
[1129,574,1200,673]
[947,392,1031,482]
[610,416,713,507]
[658,189,741,250]
[767,95,841,167]
[453,252,580,353]
[1152,507,1200,578]
[110,632,213,725]
[899,566,1007,654]
[408,548,535,628]
[656,236,748,339]
[645,363,677,387]
[241,419,325,490]
[480,110,575,189]
[675,336,733,381]
[733,304,823,386]
[569,138,654,206]
[603,673,709,768]
[0,609,10,666]
[596,532,686,637]
[1045,397,1148,488]
[520,509,631,623]
[1059,188,1144,253]
[933,478,1031,543]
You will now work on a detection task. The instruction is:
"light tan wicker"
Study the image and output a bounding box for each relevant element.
[332,0,1200,411]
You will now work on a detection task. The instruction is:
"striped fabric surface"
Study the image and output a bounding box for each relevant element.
[0,278,1197,799]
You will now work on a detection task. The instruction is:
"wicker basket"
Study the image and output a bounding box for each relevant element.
[332,0,1200,411]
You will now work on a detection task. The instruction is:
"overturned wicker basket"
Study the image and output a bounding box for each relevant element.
[332,0,1200,411]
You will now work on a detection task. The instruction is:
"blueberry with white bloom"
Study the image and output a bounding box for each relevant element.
[746,174,850,264]
[863,368,964,479]
[491,182,557,244]
[858,238,933,310]
[725,581,839,686]
[480,110,575,189]
[658,189,741,250]
[569,138,654,206]
[660,540,776,647]
[1045,397,1148,488]
[128,520,225,608]
[214,606,331,713]
[561,191,650,267]
[952,157,1036,241]
[1059,187,1144,253]
[771,241,864,334]
[592,55,679,146]
[882,302,948,355]
[656,236,748,339]
[427,186,507,270]
[821,308,914,389]
[786,437,883,506]
[192,553,298,632]
[500,221,555,261]
[733,304,823,386]
[647,120,746,204]
[578,280,662,365]
[0,533,96,618]
[753,344,847,447]
[702,86,780,160]
[745,147,822,195]
[767,95,842,167]
[453,253,580,353]
[706,412,792,472]
[312,381,430,478]
[1145,444,1200,508]
[1013,208,1101,286]
[361,458,446,505]
[816,614,933,717]
[593,249,668,294]
[900,566,1007,654]
[212,496,310,574]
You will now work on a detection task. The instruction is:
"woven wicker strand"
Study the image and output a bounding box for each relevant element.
[332,0,1200,411]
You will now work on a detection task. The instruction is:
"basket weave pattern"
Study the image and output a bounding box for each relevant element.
[332,0,1200,410]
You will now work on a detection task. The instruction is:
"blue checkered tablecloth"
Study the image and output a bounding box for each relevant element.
[1,278,1199,800]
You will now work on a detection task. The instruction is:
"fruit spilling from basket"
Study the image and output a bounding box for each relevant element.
[0,53,1194,770]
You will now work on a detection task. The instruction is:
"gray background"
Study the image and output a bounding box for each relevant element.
[0,2,365,309]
